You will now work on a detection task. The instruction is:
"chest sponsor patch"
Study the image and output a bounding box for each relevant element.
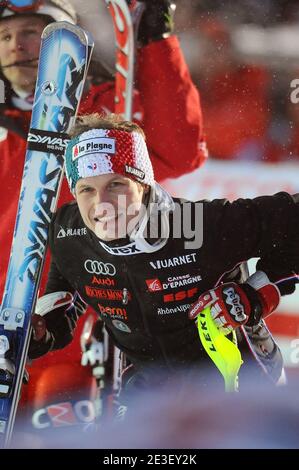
[85,286,131,303]
[84,260,116,276]
[146,279,163,292]
[57,227,87,238]
[163,287,199,303]
[98,303,128,320]
[91,276,115,287]
[157,304,191,315]
[150,253,197,270]
[99,240,142,256]
[146,274,202,292]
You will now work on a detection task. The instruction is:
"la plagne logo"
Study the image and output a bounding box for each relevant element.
[72,137,116,160]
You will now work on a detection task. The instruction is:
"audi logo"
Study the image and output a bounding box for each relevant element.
[84,260,116,276]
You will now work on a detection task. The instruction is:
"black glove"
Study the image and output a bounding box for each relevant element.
[137,0,176,46]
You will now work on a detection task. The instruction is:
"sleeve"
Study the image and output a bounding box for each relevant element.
[135,36,207,180]
[28,221,86,359]
[44,254,76,296]
[205,192,299,293]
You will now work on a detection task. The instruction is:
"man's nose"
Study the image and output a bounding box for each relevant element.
[93,189,105,205]
[10,34,24,52]
[94,192,115,216]
[93,190,112,212]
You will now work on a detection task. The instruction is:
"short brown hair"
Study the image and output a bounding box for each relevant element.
[69,113,146,139]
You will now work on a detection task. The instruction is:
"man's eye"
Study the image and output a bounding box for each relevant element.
[25,29,40,36]
[0,34,11,42]
[110,181,125,189]
[80,187,93,193]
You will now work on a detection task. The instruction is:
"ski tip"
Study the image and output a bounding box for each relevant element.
[41,21,92,46]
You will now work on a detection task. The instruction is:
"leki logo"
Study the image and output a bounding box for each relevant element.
[146,279,163,292]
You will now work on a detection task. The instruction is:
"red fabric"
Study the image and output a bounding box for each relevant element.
[200,65,270,160]
[0,36,206,413]
[136,36,207,177]
[257,284,280,318]
[266,312,299,337]
[263,122,299,163]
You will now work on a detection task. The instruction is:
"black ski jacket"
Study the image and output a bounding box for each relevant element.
[31,192,299,373]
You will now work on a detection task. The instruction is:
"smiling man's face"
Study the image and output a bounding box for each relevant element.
[75,173,147,241]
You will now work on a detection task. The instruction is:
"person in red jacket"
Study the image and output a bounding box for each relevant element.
[193,17,270,161]
[0,0,206,436]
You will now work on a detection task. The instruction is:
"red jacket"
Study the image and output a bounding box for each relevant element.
[0,36,206,300]
[201,65,269,160]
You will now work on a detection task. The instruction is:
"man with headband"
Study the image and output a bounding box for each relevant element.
[30,113,299,402]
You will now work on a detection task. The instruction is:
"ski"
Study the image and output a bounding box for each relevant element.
[91,0,145,398]
[105,0,144,119]
[0,21,94,448]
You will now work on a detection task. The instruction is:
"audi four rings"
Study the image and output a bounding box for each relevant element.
[84,260,116,276]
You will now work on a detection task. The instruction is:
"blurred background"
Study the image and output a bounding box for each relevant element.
[71,0,299,373]
[73,0,299,164]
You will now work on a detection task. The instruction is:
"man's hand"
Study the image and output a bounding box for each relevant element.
[28,291,75,359]
[189,271,280,335]
[31,314,47,341]
[137,0,176,46]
